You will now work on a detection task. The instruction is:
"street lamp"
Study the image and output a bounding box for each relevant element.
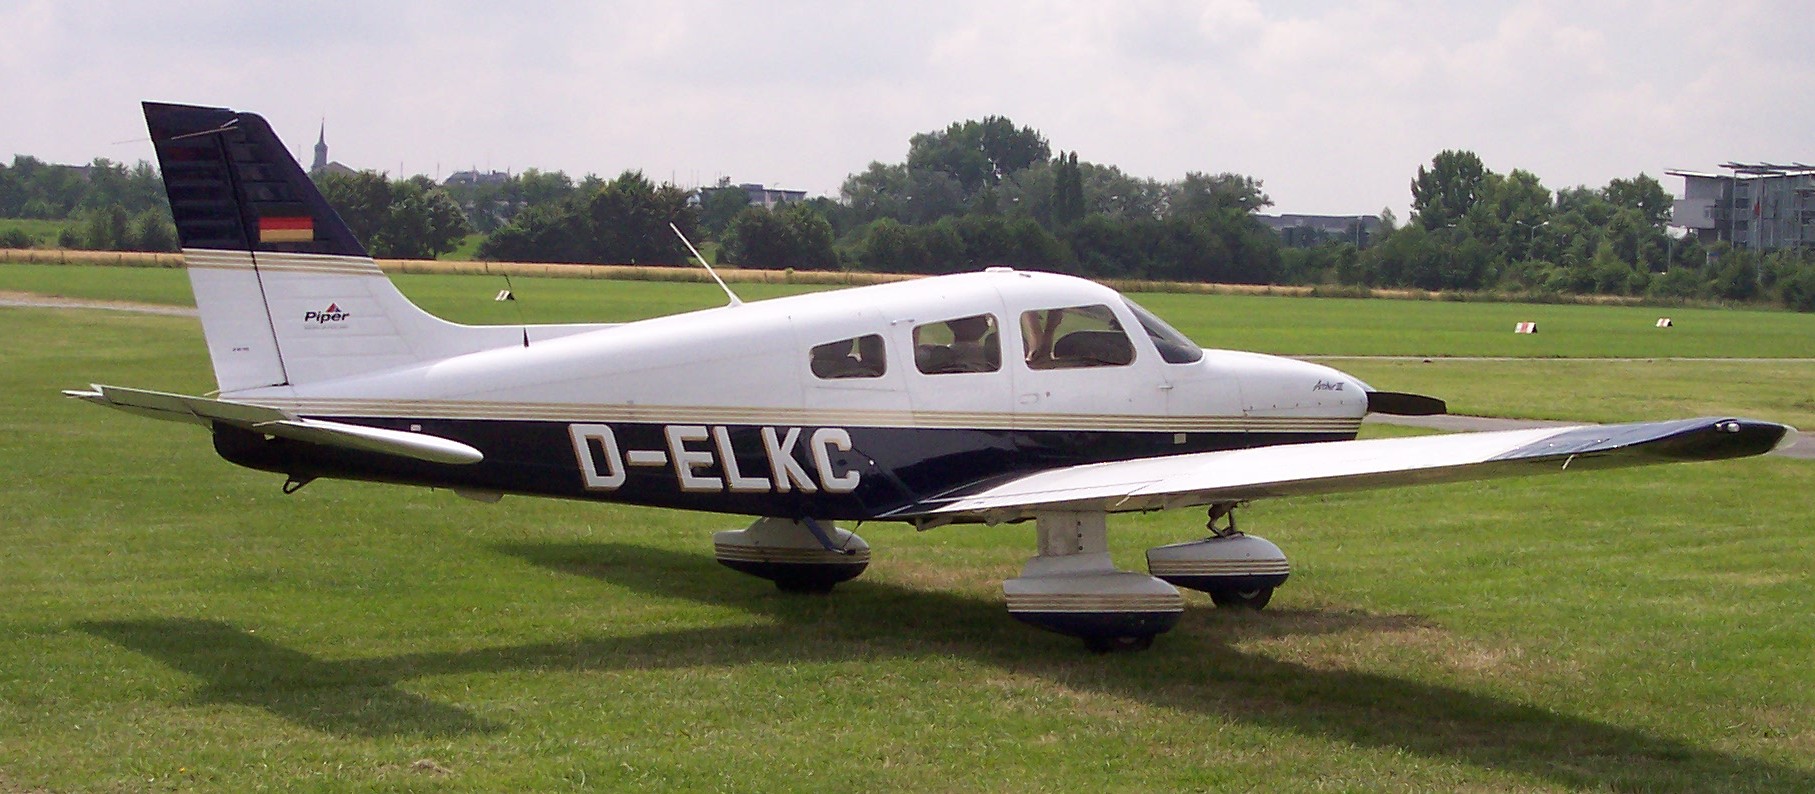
[1514,219,1550,258]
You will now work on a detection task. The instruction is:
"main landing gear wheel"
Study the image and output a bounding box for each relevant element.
[773,577,839,595]
[1003,511,1183,652]
[1145,503,1290,611]
[713,517,870,593]
[1084,634,1155,654]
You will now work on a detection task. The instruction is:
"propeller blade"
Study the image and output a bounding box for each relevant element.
[1367,391,1447,416]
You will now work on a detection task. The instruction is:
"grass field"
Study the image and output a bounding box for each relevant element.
[2,267,1813,790]
[8,261,1815,358]
[0,218,75,247]
[440,233,487,261]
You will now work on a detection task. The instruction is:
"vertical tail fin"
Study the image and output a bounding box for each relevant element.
[143,102,519,393]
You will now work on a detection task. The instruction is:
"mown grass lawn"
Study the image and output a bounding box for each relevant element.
[0,217,77,247]
[8,261,1815,358]
[2,269,1812,791]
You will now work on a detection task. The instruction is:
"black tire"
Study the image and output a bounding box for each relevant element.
[1083,634,1156,653]
[774,578,837,594]
[1209,586,1273,610]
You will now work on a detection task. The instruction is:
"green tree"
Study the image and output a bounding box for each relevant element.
[1082,163,1167,220]
[1410,150,1490,231]
[1479,168,1553,264]
[723,206,792,268]
[1170,172,1271,216]
[848,218,926,273]
[840,162,913,224]
[906,116,1049,195]
[312,170,394,245]
[314,170,471,259]
[698,184,751,238]
[782,203,837,270]
[375,177,471,259]
[1554,186,1615,226]
[1604,174,1673,228]
[130,209,178,252]
[480,170,690,265]
[1050,151,1085,228]
[476,203,586,263]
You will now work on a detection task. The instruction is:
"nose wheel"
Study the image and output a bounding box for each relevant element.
[1146,502,1289,610]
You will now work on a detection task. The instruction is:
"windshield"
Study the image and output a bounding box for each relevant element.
[1121,298,1203,364]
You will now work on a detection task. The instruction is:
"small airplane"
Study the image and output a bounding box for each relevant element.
[68,102,1797,651]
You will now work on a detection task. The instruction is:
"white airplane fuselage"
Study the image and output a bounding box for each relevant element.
[214,267,1369,521]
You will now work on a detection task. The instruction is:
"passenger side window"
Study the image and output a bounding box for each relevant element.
[810,334,887,379]
[913,314,1001,374]
[1021,304,1136,369]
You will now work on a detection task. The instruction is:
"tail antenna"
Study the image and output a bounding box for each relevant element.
[671,222,742,307]
[501,273,529,347]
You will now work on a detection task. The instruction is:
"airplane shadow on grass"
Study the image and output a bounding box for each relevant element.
[84,540,1812,792]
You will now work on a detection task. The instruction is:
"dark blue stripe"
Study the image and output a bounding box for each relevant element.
[212,419,1355,521]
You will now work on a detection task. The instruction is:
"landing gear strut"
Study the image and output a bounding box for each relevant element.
[1145,502,1289,611]
[1003,511,1183,652]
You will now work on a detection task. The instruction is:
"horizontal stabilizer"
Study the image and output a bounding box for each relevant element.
[64,384,482,465]
[1367,391,1447,416]
[894,416,1794,524]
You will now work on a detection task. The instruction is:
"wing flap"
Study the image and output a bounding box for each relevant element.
[65,384,482,465]
[894,417,1794,523]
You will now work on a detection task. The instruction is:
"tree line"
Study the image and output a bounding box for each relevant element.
[7,123,1814,312]
[0,156,177,252]
[1310,151,1815,311]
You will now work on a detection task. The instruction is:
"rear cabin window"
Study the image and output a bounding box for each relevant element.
[1021,304,1136,369]
[913,314,1001,374]
[810,334,887,379]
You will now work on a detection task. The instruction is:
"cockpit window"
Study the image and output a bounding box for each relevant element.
[913,314,1001,374]
[1122,298,1204,364]
[810,334,887,379]
[1020,304,1136,369]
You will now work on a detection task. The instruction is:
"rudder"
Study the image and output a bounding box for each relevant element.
[143,102,520,393]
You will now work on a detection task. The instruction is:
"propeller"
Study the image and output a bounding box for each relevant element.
[1366,391,1447,416]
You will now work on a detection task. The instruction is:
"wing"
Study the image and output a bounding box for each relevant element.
[889,417,1795,524]
[64,384,483,465]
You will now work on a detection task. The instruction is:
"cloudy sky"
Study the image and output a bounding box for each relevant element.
[4,1,1810,215]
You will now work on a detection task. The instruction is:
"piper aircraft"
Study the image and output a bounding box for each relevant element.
[68,102,1798,651]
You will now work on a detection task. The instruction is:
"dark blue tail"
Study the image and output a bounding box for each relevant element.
[143,101,366,257]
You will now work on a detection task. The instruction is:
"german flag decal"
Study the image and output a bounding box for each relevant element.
[258,215,314,243]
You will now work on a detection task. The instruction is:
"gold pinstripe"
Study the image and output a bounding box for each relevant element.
[713,544,873,564]
[182,249,386,277]
[1148,560,1292,575]
[1005,593,1184,613]
[242,396,1361,434]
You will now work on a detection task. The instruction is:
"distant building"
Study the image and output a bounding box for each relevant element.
[1668,163,1815,251]
[444,169,512,187]
[308,121,357,177]
[1256,214,1380,247]
[694,181,808,210]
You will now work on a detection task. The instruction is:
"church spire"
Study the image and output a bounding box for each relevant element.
[311,119,328,172]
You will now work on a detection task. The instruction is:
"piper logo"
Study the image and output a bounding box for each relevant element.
[303,303,351,324]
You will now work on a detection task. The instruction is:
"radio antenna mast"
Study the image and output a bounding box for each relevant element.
[671,222,742,307]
